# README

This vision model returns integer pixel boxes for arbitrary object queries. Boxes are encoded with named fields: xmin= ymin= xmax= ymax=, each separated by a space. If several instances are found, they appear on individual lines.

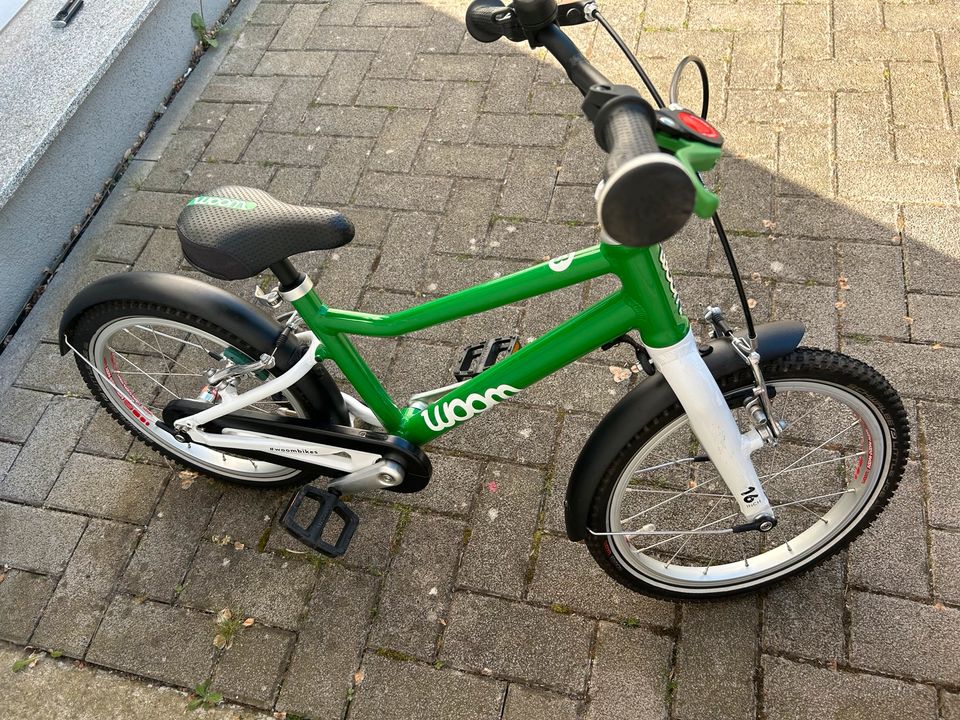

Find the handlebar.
xmin=466 ymin=0 xmax=696 ymax=246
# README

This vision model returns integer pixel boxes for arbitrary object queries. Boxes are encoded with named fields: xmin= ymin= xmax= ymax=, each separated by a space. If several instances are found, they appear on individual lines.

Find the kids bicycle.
xmin=59 ymin=0 xmax=909 ymax=599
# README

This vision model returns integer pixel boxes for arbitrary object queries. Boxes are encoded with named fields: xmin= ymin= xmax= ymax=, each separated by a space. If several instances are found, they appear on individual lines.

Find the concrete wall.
xmin=0 ymin=0 xmax=230 ymax=337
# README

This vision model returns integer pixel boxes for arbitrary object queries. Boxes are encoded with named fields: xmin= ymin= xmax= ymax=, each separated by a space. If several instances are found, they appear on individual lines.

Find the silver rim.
xmin=605 ymin=379 xmax=890 ymax=594
xmin=89 ymin=316 xmax=304 ymax=482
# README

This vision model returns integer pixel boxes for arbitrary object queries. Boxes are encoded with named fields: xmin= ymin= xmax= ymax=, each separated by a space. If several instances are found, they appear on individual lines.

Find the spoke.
xmin=112 ymin=351 xmax=182 ymax=401
xmin=761 ymin=421 xmax=860 ymax=488
xmin=757 ymin=451 xmax=866 ymax=481
xmin=133 ymin=325 xmax=211 ymax=353
xmin=631 ymin=456 xmax=702 ymax=475
xmin=122 ymin=328 xmax=201 ymax=376
xmin=626 ymin=488 xmax=734 ymax=499
xmin=620 ymin=474 xmax=722 ymax=525
xmin=665 ymin=496 xmax=725 ymax=567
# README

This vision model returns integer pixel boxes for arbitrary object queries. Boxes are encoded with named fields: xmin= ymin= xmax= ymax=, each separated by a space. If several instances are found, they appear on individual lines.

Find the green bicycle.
xmin=59 ymin=0 xmax=909 ymax=599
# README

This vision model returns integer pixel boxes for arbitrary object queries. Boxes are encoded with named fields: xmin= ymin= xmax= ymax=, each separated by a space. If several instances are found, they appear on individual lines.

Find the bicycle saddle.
xmin=177 ymin=186 xmax=354 ymax=281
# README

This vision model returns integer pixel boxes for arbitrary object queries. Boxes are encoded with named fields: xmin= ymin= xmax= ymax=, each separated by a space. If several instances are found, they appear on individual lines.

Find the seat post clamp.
xmin=279 ymin=275 xmax=314 ymax=302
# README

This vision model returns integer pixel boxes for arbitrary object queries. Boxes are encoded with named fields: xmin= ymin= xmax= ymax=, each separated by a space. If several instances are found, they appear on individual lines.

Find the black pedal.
xmin=281 ymin=486 xmax=359 ymax=557
xmin=454 ymin=336 xmax=521 ymax=381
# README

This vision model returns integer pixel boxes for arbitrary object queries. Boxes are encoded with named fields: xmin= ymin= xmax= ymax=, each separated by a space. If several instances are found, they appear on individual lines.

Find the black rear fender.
xmin=563 ymin=320 xmax=805 ymax=541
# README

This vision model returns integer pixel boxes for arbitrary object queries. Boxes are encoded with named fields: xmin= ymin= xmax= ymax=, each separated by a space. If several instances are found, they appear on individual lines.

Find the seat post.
xmin=270 ymin=259 xmax=305 ymax=292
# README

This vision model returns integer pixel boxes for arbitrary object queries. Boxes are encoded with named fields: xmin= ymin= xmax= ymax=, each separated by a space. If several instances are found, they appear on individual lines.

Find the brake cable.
xmin=591 ymin=7 xmax=758 ymax=343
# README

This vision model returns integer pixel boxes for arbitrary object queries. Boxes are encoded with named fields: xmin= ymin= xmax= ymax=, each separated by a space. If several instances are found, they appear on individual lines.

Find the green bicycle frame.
xmin=288 ymin=241 xmax=690 ymax=446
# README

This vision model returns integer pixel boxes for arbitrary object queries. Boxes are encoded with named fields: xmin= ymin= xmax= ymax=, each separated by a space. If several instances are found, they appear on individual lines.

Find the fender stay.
xmin=563 ymin=320 xmax=805 ymax=541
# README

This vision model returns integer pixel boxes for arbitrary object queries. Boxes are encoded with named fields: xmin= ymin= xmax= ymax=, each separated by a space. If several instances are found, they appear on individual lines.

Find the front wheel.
xmin=584 ymin=348 xmax=909 ymax=599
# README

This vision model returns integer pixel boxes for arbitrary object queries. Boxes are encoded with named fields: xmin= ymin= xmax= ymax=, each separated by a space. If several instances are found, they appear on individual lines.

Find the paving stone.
xmin=179 ymin=542 xmax=316 ymax=629
xmin=271 ymin=3 xmax=325 ymax=49
xmin=121 ymin=477 xmax=221 ymax=602
xmin=0 ymin=501 xmax=87 ymax=574
xmin=717 ymin=157 xmax=774 ymax=233
xmin=0 ymin=442 xmax=18 ymax=479
xmin=184 ymin=161 xmax=276 ymax=195
xmin=908 ymin=293 xmax=960 ymax=345
xmin=314 ymin=244 xmax=379 ymax=308
xmin=93 ymin=223 xmax=155 ymax=264
xmin=435 ymin=178 xmax=499 ymax=254
xmin=0 ymin=569 xmax=58 ymax=643
xmin=730 ymin=32 xmax=779 ymax=89
xmin=839 ymin=242 xmax=909 ymax=339
xmin=0 ymin=644 xmax=272 ymax=719
xmin=762 ymin=654 xmax=937 ymax=720
xmin=74 ymin=407 xmax=134 ymax=459
xmin=307 ymin=135 xmax=375 ymax=204
xmin=523 ymin=360 xmax=630 ymax=415
xmin=413 ymin=142 xmax=506 ymax=180
xmin=902 ymin=205 xmax=960 ymax=294
xmin=0 ymin=387 xmax=50 ymax=443
xmin=0 ymin=396 xmax=95 ymax=503
xmin=132 ymin=228 xmax=182 ymax=273
xmin=86 ymin=596 xmax=216 ymax=687
xmin=355 ymin=172 xmax=452 ymax=212
xmin=203 ymin=104 xmax=267 ymax=162
xmin=778 ymin=126 xmax=832 ymax=197
xmin=276 ymin=564 xmax=379 ymax=719
xmin=372 ymin=452 xmax=482 ymax=515
xmin=931 ymin=530 xmax=960 ymax=605
xmin=119 ymin=190 xmax=193 ymax=227
xmin=836 ymin=92 xmax=893 ymax=163
xmin=315 ymin=51 xmax=374 ymax=104
xmin=584 ymin=622 xmax=672 ymax=720
xmin=365 ymin=211 xmax=432 ymax=288
xmin=504 ymin=685 xmax=578 ymax=720
xmin=212 ymin=624 xmax=295 ymax=708
xmin=498 ymin=148 xmax=560 ymax=221
xmin=835 ymin=30 xmax=938 ymax=61
xmin=433 ymin=403 xmax=558 ymax=465
xmin=205 ymin=483 xmax=285 ymax=549
xmin=772 ymin=282 xmax=838 ymax=350
xmin=891 ymin=61 xmax=946 ymax=128
xmin=47 ymin=454 xmax=167 ymax=525
xmin=368 ymin=108 xmax=431 ymax=172
xmin=141 ymin=130 xmax=212 ymax=191
xmin=762 ymin=554 xmax=845 ymax=661
xmin=355 ymin=3 xmax=434 ymax=27
xmin=458 ymin=463 xmax=542 ymax=598
xmin=441 ymin=592 xmax=593 ymax=692
xmin=473 ymin=113 xmax=568 ymax=148
xmin=847 ymin=339 xmax=960 ymax=402
xmin=305 ymin=104 xmax=389 ymax=137
xmin=31 ymin=519 xmax=140 ymax=656
xmin=543 ymin=411 xmax=596 ymax=533
xmin=202 ymin=76 xmax=284 ymax=104
xmin=384 ymin=339 xmax=456 ymax=401
xmin=259 ymin=76 xmax=321 ymax=132
xmin=370 ymin=512 xmax=464 ymax=658
xmin=529 ymin=535 xmax=675 ymax=625
xmin=849 ymin=590 xmax=960 ymax=684
xmin=428 ymin=82 xmax=484 ymax=143
xmin=352 ymin=653 xmax=505 ymax=720
xmin=249 ymin=2 xmax=290 ymax=26
xmin=920 ymin=402 xmax=960 ymax=528
xmin=358 ymin=79 xmax=443 ymax=109
xmin=180 ymin=101 xmax=230 ymax=131
xmin=839 ymin=162 xmax=957 ymax=205
xmin=255 ymin=49 xmax=335 ymax=77
xmin=486 ymin=219 xmax=596 ymax=262
xmin=848 ymin=462 xmax=929 ymax=597
xmin=675 ymin=596 xmax=759 ymax=720
xmin=776 ymin=196 xmax=897 ymax=243
xmin=410 ymin=54 xmax=494 ymax=82
xmin=945 ymin=691 xmax=960 ymax=720
xmin=306 ymin=24 xmax=387 ymax=51
xmin=242 ymin=131 xmax=330 ymax=167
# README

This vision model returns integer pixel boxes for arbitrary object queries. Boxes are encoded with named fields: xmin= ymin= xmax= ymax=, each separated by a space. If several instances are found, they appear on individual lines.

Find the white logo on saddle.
xmin=548 ymin=253 xmax=575 ymax=272
xmin=421 ymin=384 xmax=520 ymax=431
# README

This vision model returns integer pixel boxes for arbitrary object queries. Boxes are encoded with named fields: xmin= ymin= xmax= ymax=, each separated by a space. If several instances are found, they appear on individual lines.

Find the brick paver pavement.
xmin=1 ymin=0 xmax=959 ymax=716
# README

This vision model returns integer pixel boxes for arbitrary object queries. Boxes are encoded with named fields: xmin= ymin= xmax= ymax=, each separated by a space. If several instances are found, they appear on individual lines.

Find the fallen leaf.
xmin=273 ymin=713 xmax=287 ymax=720
xmin=608 ymin=365 xmax=632 ymax=383
xmin=234 ymin=542 xmax=245 ymax=551
xmin=932 ymin=343 xmax=943 ymax=350
xmin=934 ymin=601 xmax=947 ymax=611
xmin=837 ymin=275 xmax=850 ymax=290
xmin=180 ymin=478 xmax=194 ymax=490
xmin=213 ymin=634 xmax=227 ymax=649
xmin=217 ymin=608 xmax=232 ymax=623
xmin=750 ymin=271 xmax=762 ymax=282
xmin=903 ymin=316 xmax=914 ymax=325
xmin=242 ymin=617 xmax=255 ymax=627
xmin=762 ymin=219 xmax=777 ymax=230
xmin=178 ymin=470 xmax=198 ymax=480
xmin=353 ymin=670 xmax=365 ymax=684
xmin=747 ymin=298 xmax=757 ymax=309
xmin=835 ymin=301 xmax=846 ymax=310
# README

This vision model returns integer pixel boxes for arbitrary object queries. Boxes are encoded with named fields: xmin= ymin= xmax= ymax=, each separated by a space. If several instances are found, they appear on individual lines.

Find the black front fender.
xmin=563 ymin=320 xmax=805 ymax=541
xmin=59 ymin=271 xmax=348 ymax=424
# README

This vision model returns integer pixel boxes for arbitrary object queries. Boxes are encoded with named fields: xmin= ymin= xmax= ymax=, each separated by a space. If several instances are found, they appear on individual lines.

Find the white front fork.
xmin=646 ymin=330 xmax=774 ymax=522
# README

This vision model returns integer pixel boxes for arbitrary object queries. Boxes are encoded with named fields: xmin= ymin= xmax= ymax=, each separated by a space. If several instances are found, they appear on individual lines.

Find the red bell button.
xmin=677 ymin=110 xmax=720 ymax=140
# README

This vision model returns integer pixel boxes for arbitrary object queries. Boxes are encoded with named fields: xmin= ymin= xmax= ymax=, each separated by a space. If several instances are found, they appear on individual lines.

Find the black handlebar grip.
xmin=594 ymin=96 xmax=696 ymax=246
xmin=466 ymin=0 xmax=524 ymax=42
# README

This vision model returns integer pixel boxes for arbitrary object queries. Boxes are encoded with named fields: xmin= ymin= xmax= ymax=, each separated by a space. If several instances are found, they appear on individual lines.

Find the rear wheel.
xmin=584 ymin=348 xmax=909 ymax=599
xmin=68 ymin=300 xmax=330 ymax=485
